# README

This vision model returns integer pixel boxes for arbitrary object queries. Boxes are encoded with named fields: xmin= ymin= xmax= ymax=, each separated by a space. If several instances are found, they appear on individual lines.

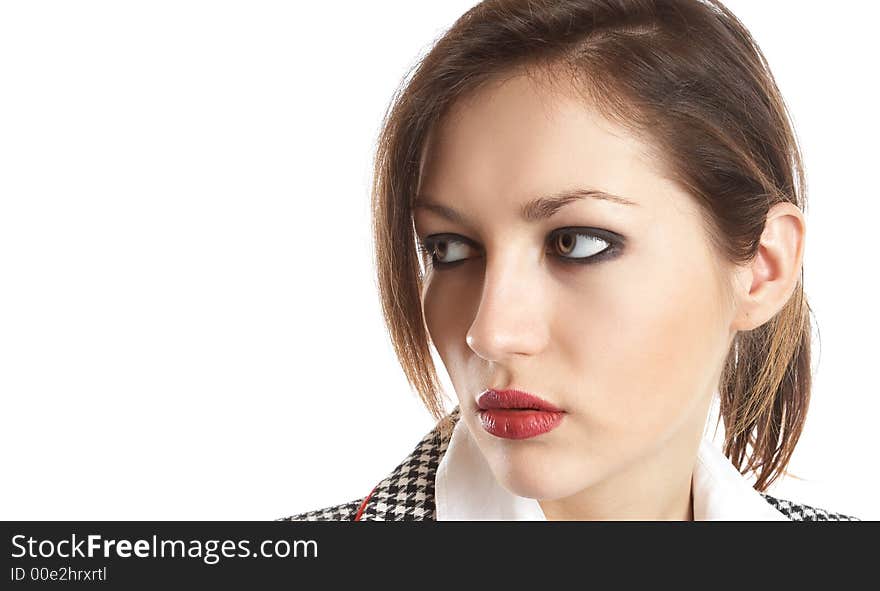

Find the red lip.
xmin=476 ymin=389 xmax=565 ymax=440
xmin=477 ymin=389 xmax=564 ymax=412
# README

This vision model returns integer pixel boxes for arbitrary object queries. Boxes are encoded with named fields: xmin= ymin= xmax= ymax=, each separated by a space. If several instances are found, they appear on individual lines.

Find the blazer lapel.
xmin=356 ymin=407 xmax=460 ymax=521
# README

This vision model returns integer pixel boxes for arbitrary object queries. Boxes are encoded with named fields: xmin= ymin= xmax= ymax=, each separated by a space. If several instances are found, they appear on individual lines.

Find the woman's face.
xmin=413 ymin=72 xmax=738 ymax=503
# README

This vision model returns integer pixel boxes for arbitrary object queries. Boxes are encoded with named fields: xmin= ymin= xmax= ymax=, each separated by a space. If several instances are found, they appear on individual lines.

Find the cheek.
xmin=421 ymin=273 xmax=477 ymax=372
xmin=422 ymin=275 xmax=453 ymax=346
xmin=557 ymin=241 xmax=730 ymax=432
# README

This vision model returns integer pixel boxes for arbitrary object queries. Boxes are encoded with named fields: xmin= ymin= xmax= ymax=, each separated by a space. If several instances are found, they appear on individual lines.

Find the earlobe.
xmin=731 ymin=202 xmax=806 ymax=332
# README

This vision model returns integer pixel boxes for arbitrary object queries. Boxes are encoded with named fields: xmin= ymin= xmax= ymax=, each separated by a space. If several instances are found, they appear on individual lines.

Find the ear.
xmin=731 ymin=201 xmax=806 ymax=332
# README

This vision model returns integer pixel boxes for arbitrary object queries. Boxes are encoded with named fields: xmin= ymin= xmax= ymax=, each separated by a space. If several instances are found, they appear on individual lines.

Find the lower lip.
xmin=478 ymin=409 xmax=565 ymax=440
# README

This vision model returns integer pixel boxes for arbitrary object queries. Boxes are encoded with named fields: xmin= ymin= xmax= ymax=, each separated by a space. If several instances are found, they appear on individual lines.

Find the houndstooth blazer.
xmin=279 ymin=406 xmax=860 ymax=522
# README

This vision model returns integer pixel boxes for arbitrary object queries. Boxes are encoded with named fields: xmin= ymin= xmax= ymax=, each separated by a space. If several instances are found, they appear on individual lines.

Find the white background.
xmin=1 ymin=1 xmax=876 ymax=520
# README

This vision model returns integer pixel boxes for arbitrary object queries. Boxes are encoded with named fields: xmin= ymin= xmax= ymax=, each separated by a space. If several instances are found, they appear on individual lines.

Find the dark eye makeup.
xmin=416 ymin=227 xmax=624 ymax=271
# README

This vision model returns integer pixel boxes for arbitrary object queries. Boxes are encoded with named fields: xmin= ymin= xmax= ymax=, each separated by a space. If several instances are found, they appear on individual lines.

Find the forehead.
xmin=417 ymin=72 xmax=680 ymax=216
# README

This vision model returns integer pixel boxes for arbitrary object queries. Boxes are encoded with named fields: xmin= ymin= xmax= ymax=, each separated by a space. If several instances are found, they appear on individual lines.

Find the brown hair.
xmin=370 ymin=0 xmax=812 ymax=492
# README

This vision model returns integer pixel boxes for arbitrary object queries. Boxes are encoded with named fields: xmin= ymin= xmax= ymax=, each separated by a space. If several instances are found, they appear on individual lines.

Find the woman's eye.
xmin=419 ymin=235 xmax=475 ymax=268
xmin=550 ymin=230 xmax=612 ymax=262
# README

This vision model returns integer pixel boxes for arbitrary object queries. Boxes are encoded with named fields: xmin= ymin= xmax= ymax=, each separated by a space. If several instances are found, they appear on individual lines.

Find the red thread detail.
xmin=353 ymin=486 xmax=376 ymax=521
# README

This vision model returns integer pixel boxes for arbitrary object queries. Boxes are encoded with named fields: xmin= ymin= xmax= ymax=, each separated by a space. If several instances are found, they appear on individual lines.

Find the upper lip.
xmin=477 ymin=389 xmax=564 ymax=412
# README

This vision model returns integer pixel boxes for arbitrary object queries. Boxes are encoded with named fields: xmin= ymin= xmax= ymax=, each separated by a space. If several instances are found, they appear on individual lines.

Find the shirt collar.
xmin=435 ymin=414 xmax=789 ymax=521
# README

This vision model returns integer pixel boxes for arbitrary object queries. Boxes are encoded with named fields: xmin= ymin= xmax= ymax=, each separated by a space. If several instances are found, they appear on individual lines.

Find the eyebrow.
xmin=412 ymin=188 xmax=638 ymax=224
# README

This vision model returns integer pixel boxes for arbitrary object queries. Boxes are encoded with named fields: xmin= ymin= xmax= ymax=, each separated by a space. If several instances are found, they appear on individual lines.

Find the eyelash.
xmin=416 ymin=228 xmax=622 ymax=271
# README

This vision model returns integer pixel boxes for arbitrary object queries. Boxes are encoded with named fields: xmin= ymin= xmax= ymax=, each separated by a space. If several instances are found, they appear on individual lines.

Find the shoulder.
xmin=277 ymin=497 xmax=366 ymax=521
xmin=758 ymin=493 xmax=861 ymax=521
xmin=278 ymin=408 xmax=460 ymax=522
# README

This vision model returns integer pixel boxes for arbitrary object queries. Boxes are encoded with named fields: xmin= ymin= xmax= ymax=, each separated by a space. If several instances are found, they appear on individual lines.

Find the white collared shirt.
xmin=435 ymin=415 xmax=789 ymax=520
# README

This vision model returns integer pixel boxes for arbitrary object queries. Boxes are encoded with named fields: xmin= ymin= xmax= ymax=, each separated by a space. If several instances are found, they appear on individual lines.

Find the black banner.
xmin=1 ymin=521 xmax=871 ymax=587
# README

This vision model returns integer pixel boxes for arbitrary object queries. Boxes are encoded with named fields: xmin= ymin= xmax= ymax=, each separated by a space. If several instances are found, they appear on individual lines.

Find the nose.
xmin=465 ymin=253 xmax=550 ymax=362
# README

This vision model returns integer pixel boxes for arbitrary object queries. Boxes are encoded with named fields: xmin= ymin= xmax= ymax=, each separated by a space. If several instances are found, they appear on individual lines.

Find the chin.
xmin=489 ymin=453 xmax=583 ymax=501
xmin=499 ymin=471 xmax=587 ymax=502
